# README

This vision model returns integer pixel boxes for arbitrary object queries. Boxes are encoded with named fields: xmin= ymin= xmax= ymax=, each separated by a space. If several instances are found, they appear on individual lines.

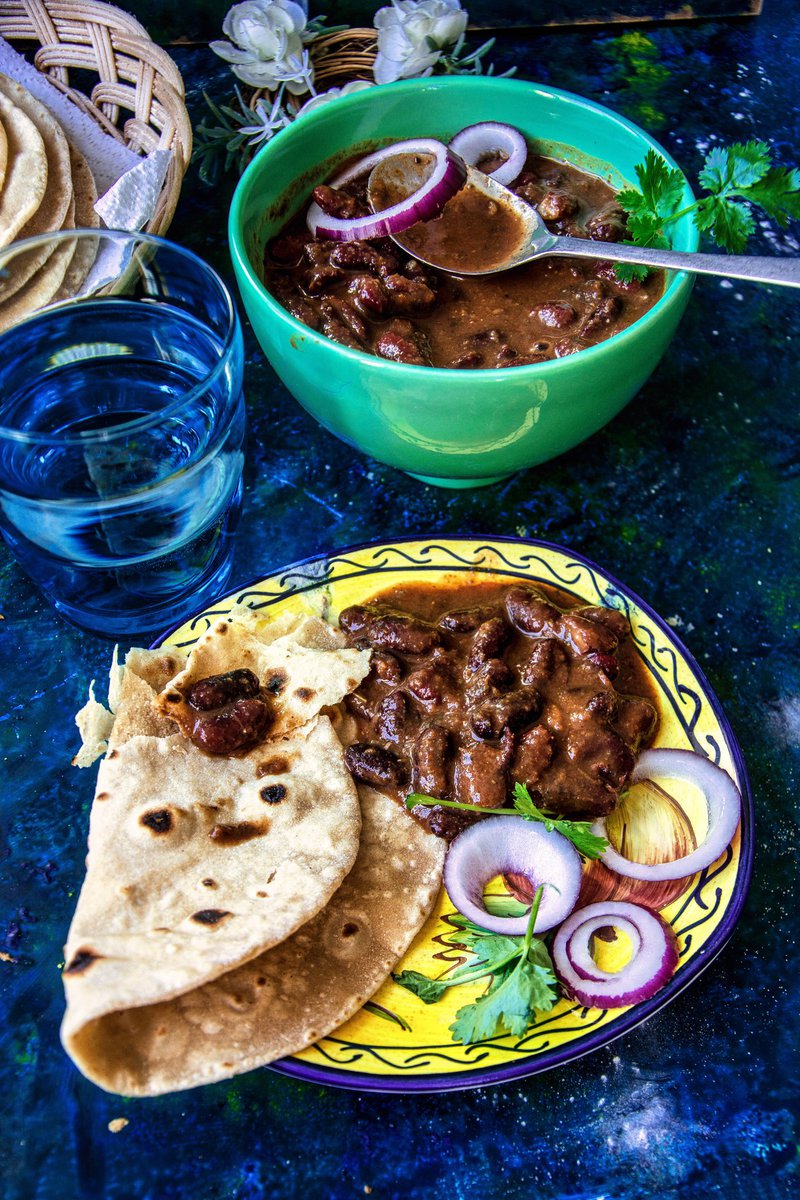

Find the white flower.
xmin=373 ymin=0 xmax=468 ymax=85
xmin=211 ymin=0 xmax=313 ymax=93
xmin=238 ymin=92 xmax=294 ymax=148
xmin=295 ymin=80 xmax=375 ymax=117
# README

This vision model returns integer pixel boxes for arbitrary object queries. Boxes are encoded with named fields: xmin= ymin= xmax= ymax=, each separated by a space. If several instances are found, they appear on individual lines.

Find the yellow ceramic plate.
xmin=162 ymin=537 xmax=752 ymax=1093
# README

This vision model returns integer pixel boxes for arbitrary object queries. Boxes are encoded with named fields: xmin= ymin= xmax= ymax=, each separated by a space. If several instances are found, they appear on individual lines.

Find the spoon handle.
xmin=551 ymin=236 xmax=800 ymax=289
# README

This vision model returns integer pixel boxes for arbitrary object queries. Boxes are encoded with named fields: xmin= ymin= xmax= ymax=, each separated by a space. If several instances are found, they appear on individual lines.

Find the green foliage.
xmin=450 ymin=939 xmax=557 ymax=1044
xmin=407 ymin=787 xmax=609 ymax=860
xmin=616 ymin=139 xmax=800 ymax=280
xmin=393 ymin=886 xmax=558 ymax=1045
xmin=511 ymin=783 xmax=609 ymax=860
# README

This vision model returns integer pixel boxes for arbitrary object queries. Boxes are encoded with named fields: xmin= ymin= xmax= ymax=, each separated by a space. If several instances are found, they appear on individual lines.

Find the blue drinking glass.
xmin=0 ymin=229 xmax=246 ymax=638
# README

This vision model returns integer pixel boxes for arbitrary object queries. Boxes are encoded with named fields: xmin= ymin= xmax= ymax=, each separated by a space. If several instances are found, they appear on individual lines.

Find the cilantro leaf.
xmin=450 ymin=944 xmax=558 ymax=1044
xmin=745 ymin=167 xmax=800 ymax=226
xmin=463 ymin=933 xmax=522 ymax=968
xmin=395 ymin=885 xmax=559 ymax=1045
xmin=613 ymin=262 xmax=650 ymax=284
xmin=728 ymin=140 xmax=772 ymax=188
xmin=392 ymin=970 xmax=450 ymax=1004
xmin=699 ymin=140 xmax=771 ymax=193
xmin=615 ymin=154 xmax=682 ymax=283
xmin=623 ymin=211 xmax=671 ymax=247
xmin=617 ymin=137 xmax=799 ymax=261
xmin=632 ymin=149 xmax=686 ymax=219
xmin=512 ymin=783 xmax=609 ymax=860
xmin=695 ymin=195 xmax=755 ymax=253
xmin=613 ymin=261 xmax=651 ymax=284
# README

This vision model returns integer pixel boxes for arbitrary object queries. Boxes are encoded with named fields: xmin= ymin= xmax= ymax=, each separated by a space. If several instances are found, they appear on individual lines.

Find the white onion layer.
xmin=567 ymin=913 xmax=643 ymax=982
xmin=443 ymin=815 xmax=582 ymax=935
xmin=553 ymin=901 xmax=679 ymax=1008
xmin=592 ymin=748 xmax=742 ymax=882
xmin=448 ymin=122 xmax=528 ymax=186
xmin=307 ymin=138 xmax=467 ymax=242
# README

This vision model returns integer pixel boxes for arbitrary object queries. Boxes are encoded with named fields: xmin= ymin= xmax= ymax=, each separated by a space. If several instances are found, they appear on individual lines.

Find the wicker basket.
xmin=250 ymin=28 xmax=378 ymax=112
xmin=0 ymin=0 xmax=192 ymax=236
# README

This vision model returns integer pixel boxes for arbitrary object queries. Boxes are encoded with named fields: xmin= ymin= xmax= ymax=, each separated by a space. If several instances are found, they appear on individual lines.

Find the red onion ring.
xmin=448 ymin=122 xmax=528 ymax=187
xmin=307 ymin=138 xmax=467 ymax=242
xmin=443 ymin=815 xmax=582 ymax=935
xmin=553 ymin=901 xmax=679 ymax=1008
xmin=591 ymin=749 xmax=742 ymax=882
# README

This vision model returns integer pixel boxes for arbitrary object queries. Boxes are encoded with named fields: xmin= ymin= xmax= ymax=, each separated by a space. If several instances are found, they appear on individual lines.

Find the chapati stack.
xmin=0 ymin=72 xmax=100 ymax=332
xmin=63 ymin=607 xmax=446 ymax=1096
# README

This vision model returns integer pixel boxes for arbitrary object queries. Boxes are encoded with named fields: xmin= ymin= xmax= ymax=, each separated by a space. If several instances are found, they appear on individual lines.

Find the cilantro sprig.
xmin=406 ymin=782 xmax=608 ymax=860
xmin=394 ymin=884 xmax=559 ymax=1044
xmin=616 ymin=140 xmax=800 ymax=282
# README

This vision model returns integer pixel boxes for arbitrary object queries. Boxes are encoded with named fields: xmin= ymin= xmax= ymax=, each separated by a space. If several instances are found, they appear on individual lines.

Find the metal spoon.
xmin=367 ymin=158 xmax=800 ymax=287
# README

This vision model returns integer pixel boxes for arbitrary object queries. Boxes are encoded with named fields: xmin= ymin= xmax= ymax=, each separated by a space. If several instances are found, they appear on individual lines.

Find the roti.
xmin=0 ymin=117 xmax=7 ymax=194
xmin=0 ymin=88 xmax=47 ymax=245
xmin=61 ymin=785 xmax=445 ymax=1096
xmin=52 ymin=146 xmax=99 ymax=303
xmin=0 ymin=75 xmax=72 ymax=306
xmin=61 ymin=611 xmax=381 ymax=1092
xmin=0 ymin=231 xmax=76 ymax=332
xmin=0 ymin=74 xmax=72 ymax=239
xmin=156 ymin=606 xmax=372 ymax=738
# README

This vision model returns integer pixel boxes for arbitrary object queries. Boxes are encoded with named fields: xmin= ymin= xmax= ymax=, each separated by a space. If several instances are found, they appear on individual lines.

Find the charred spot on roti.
xmin=140 ymin=808 xmax=173 ymax=834
xmin=257 ymin=756 xmax=291 ymax=776
xmin=256 ymin=975 xmax=266 ymax=986
xmin=64 ymin=948 xmax=101 ymax=974
xmin=267 ymin=870 xmax=276 ymax=884
xmin=264 ymin=671 xmax=287 ymax=695
xmin=256 ymin=890 xmax=268 ymax=897
xmin=342 ymin=922 xmax=359 ymax=938
xmin=260 ymin=784 xmax=287 ymax=804
xmin=191 ymin=909 xmax=232 ymax=926
xmin=108 ymin=749 xmax=119 ymax=759
xmin=294 ymin=686 xmax=315 ymax=702
xmin=96 ymin=792 xmax=109 ymax=802
xmin=201 ymin=878 xmax=216 ymax=888
xmin=209 ymin=820 xmax=269 ymax=845
xmin=165 ymin=692 xmax=182 ymax=704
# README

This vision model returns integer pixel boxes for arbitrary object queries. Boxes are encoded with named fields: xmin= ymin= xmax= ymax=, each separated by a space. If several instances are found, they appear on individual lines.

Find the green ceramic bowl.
xmin=229 ymin=76 xmax=697 ymax=488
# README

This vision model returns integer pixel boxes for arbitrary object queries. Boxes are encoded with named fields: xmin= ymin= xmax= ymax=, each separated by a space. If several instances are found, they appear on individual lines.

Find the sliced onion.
xmin=591 ymin=749 xmax=742 ymax=883
xmin=568 ymin=913 xmax=643 ymax=983
xmin=443 ymin=815 xmax=581 ymax=935
xmin=307 ymin=138 xmax=467 ymax=242
xmin=448 ymin=122 xmax=527 ymax=187
xmin=553 ymin=901 xmax=679 ymax=1008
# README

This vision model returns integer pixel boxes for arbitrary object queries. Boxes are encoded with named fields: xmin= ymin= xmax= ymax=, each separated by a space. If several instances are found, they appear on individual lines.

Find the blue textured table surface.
xmin=2 ymin=8 xmax=799 ymax=1199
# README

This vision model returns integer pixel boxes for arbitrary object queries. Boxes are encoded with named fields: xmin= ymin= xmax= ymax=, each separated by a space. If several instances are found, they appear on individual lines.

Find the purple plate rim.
xmin=154 ymin=533 xmax=753 ymax=1095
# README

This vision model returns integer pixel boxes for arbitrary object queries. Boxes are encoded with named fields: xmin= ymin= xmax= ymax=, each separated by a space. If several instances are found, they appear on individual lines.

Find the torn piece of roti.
xmin=156 ymin=605 xmax=371 ymax=739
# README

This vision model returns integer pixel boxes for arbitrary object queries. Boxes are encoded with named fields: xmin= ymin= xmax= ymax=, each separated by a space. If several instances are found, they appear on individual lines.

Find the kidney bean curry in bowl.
xmin=263 ymin=122 xmax=665 ymax=370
